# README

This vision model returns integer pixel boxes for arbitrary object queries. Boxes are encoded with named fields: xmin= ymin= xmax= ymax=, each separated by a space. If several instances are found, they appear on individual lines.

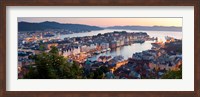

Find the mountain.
xmin=18 ymin=21 xmax=182 ymax=32
xmin=106 ymin=26 xmax=182 ymax=32
xmin=18 ymin=21 xmax=104 ymax=32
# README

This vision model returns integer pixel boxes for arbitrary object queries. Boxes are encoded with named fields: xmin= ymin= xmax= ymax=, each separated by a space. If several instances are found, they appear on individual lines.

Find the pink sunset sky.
xmin=18 ymin=17 xmax=182 ymax=27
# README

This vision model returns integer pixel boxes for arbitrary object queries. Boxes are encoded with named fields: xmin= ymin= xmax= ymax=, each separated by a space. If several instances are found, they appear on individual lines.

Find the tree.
xmin=93 ymin=68 xmax=104 ymax=79
xmin=24 ymin=66 xmax=39 ymax=79
xmin=90 ymin=66 xmax=109 ymax=79
xmin=100 ymin=66 xmax=109 ymax=73
xmin=161 ymin=65 xmax=182 ymax=79
xmin=49 ymin=46 xmax=59 ymax=54
xmin=39 ymin=44 xmax=45 ymax=51
xmin=24 ymin=46 xmax=83 ymax=79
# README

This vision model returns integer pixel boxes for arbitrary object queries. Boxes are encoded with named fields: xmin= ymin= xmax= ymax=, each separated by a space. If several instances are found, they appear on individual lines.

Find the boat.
xmin=106 ymin=48 xmax=111 ymax=51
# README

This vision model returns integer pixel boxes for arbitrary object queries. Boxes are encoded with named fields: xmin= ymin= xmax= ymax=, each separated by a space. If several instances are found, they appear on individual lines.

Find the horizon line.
xmin=18 ymin=21 xmax=182 ymax=28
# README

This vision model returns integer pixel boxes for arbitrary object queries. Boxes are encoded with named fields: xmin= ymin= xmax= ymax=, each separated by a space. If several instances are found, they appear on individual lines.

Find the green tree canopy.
xmin=24 ymin=46 xmax=83 ymax=79
xmin=161 ymin=65 xmax=182 ymax=79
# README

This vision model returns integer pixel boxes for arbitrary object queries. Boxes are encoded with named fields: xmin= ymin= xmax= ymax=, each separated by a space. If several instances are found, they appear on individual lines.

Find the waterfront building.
xmin=97 ymin=56 xmax=112 ymax=63
xmin=110 ymin=41 xmax=117 ymax=48
xmin=100 ymin=42 xmax=109 ymax=49
xmin=62 ymin=46 xmax=81 ymax=57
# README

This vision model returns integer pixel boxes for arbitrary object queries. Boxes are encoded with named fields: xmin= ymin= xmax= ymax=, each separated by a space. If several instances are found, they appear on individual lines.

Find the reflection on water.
xmin=88 ymin=41 xmax=154 ymax=61
xmin=58 ymin=29 xmax=182 ymax=61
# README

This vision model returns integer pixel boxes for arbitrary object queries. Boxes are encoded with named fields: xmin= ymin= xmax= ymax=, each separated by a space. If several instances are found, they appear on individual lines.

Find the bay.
xmin=57 ymin=29 xmax=182 ymax=61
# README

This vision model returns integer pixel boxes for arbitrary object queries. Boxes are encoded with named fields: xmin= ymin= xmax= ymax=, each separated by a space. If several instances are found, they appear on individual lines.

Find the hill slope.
xmin=18 ymin=21 xmax=104 ymax=32
xmin=106 ymin=26 xmax=182 ymax=32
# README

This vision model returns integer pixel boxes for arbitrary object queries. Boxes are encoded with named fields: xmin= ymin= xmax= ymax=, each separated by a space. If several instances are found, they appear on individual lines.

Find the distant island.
xmin=106 ymin=26 xmax=182 ymax=32
xmin=18 ymin=21 xmax=104 ymax=32
xmin=18 ymin=21 xmax=182 ymax=32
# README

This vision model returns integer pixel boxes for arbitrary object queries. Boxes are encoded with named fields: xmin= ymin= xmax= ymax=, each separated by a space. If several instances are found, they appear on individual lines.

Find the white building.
xmin=81 ymin=44 xmax=97 ymax=53
xmin=62 ymin=46 xmax=81 ymax=57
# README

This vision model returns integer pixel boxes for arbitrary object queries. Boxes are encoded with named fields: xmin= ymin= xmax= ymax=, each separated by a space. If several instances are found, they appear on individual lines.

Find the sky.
xmin=18 ymin=17 xmax=182 ymax=27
